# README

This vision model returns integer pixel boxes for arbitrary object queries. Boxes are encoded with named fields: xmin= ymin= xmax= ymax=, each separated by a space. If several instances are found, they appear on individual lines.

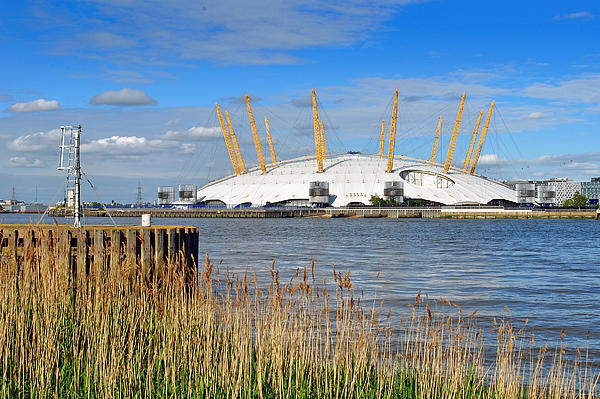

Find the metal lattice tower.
xmin=58 ymin=125 xmax=82 ymax=227
xmin=137 ymin=180 xmax=143 ymax=205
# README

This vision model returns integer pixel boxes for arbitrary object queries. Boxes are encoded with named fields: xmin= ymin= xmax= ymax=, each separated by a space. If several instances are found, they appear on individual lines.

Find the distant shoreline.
xmin=40 ymin=206 xmax=599 ymax=219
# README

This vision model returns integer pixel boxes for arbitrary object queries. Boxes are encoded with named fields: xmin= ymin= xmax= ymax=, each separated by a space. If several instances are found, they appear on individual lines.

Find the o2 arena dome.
xmin=197 ymin=91 xmax=516 ymax=207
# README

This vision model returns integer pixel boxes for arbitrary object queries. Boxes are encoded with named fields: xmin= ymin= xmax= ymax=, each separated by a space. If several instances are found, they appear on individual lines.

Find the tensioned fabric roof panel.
xmin=197 ymin=154 xmax=515 ymax=207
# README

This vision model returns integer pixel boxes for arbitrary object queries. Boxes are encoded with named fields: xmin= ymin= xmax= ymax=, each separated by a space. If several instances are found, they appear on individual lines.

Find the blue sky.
xmin=1 ymin=0 xmax=599 ymax=203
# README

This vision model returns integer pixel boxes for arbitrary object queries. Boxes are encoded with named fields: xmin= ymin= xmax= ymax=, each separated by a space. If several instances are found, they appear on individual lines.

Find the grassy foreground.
xmin=0 ymin=240 xmax=597 ymax=398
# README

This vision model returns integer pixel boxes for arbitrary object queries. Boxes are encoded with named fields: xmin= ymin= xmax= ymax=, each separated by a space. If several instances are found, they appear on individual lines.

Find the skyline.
xmin=1 ymin=1 xmax=599 ymax=203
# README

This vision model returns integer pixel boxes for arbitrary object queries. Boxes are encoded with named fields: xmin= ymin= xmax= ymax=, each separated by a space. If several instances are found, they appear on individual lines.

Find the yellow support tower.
xmin=429 ymin=116 xmax=442 ymax=165
xmin=443 ymin=93 xmax=466 ymax=173
xmin=264 ymin=117 xmax=277 ymax=166
xmin=320 ymin=120 xmax=327 ymax=160
xmin=379 ymin=120 xmax=385 ymax=159
xmin=470 ymin=102 xmax=495 ymax=175
xmin=462 ymin=110 xmax=483 ymax=173
xmin=226 ymin=111 xmax=246 ymax=174
xmin=216 ymin=104 xmax=240 ymax=175
xmin=245 ymin=94 xmax=267 ymax=174
xmin=312 ymin=88 xmax=323 ymax=173
xmin=386 ymin=89 xmax=398 ymax=173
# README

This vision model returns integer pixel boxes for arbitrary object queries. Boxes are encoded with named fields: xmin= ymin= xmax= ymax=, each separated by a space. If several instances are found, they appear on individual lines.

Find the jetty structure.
xmin=197 ymin=90 xmax=515 ymax=207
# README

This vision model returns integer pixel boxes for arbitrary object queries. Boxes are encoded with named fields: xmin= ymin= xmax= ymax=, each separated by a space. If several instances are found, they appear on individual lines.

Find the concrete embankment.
xmin=46 ymin=207 xmax=598 ymax=219
xmin=440 ymin=208 xmax=597 ymax=219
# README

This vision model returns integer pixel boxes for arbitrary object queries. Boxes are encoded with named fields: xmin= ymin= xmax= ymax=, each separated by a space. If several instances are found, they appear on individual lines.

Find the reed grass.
xmin=0 ymin=232 xmax=597 ymax=398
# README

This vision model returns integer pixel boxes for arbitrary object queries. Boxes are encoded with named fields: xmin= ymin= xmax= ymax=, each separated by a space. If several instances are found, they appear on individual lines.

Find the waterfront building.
xmin=581 ymin=177 xmax=600 ymax=202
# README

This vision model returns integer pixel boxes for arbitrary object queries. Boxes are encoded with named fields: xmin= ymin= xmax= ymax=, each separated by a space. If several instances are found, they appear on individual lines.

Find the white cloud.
xmin=43 ymin=0 xmax=429 ymax=65
xmin=523 ymin=75 xmax=600 ymax=104
xmin=477 ymin=154 xmax=512 ymax=166
xmin=6 ymin=99 xmax=61 ymax=113
xmin=163 ymin=126 xmax=221 ymax=140
xmin=554 ymin=11 xmax=593 ymax=20
xmin=524 ymin=111 xmax=543 ymax=120
xmin=8 ymin=129 xmax=61 ymax=152
xmin=178 ymin=143 xmax=196 ymax=154
xmin=6 ymin=157 xmax=43 ymax=168
xmin=82 ymin=135 xmax=179 ymax=154
xmin=89 ymin=88 xmax=156 ymax=106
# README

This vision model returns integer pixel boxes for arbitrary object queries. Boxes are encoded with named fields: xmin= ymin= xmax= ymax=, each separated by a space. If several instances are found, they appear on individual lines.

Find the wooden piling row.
xmin=0 ymin=224 xmax=199 ymax=287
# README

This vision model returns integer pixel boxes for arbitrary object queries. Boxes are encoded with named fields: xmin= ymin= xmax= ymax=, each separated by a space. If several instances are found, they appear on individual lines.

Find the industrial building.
xmin=195 ymin=90 xmax=517 ymax=207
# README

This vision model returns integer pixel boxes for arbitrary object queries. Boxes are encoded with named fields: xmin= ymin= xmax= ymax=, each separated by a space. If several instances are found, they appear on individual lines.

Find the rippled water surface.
xmin=3 ymin=214 xmax=599 ymax=363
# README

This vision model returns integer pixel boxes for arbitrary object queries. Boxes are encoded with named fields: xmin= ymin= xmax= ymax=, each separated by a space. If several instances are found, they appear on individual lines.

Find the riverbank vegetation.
xmin=0 ymin=242 xmax=597 ymax=398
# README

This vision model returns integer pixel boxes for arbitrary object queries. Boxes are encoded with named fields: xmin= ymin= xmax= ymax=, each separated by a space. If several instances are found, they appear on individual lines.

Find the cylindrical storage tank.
xmin=157 ymin=186 xmax=175 ymax=205
xmin=383 ymin=181 xmax=404 ymax=203
xmin=536 ymin=184 xmax=556 ymax=205
xmin=516 ymin=183 xmax=535 ymax=204
xmin=178 ymin=184 xmax=198 ymax=203
xmin=309 ymin=181 xmax=330 ymax=204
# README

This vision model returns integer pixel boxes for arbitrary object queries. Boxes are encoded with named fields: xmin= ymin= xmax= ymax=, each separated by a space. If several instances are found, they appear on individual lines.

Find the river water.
xmin=2 ymin=214 xmax=599 ymax=364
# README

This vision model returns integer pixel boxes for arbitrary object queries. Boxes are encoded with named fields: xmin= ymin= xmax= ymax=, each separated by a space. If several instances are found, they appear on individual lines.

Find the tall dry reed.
xmin=0 ymin=227 xmax=597 ymax=398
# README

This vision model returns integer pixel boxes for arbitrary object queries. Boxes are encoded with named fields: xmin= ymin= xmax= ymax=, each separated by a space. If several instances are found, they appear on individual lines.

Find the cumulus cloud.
xmin=6 ymin=99 xmax=61 ymax=113
xmin=554 ymin=11 xmax=593 ymax=20
xmin=163 ymin=126 xmax=221 ymax=140
xmin=89 ymin=88 xmax=157 ymax=106
xmin=477 ymin=154 xmax=512 ymax=166
xmin=8 ymin=129 xmax=61 ymax=152
xmin=82 ymin=135 xmax=177 ymax=154
xmin=6 ymin=157 xmax=43 ymax=168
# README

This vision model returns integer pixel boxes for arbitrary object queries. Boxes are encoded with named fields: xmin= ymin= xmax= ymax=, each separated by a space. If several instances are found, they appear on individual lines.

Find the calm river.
xmin=3 ymin=214 xmax=599 ymax=364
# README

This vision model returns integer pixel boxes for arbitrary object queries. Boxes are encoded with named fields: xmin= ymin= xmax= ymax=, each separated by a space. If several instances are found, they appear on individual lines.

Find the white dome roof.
xmin=197 ymin=153 xmax=515 ymax=207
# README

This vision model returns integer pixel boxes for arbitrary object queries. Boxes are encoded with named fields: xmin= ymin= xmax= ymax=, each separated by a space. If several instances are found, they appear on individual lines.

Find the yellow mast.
xmin=462 ymin=110 xmax=483 ymax=173
xmin=226 ymin=111 xmax=245 ymax=174
xmin=443 ymin=92 xmax=466 ymax=173
xmin=470 ymin=101 xmax=495 ymax=175
xmin=386 ymin=89 xmax=399 ymax=173
xmin=312 ymin=88 xmax=323 ymax=173
xmin=216 ymin=103 xmax=240 ymax=175
xmin=245 ymin=94 xmax=267 ymax=174
xmin=264 ymin=117 xmax=277 ymax=166
xmin=379 ymin=120 xmax=385 ymax=159
xmin=320 ymin=120 xmax=327 ymax=160
xmin=429 ymin=116 xmax=442 ymax=165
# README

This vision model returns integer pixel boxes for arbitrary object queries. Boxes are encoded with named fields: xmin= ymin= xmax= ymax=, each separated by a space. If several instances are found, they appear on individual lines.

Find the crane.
xmin=245 ymin=94 xmax=267 ymax=174
xmin=443 ymin=93 xmax=466 ymax=173
xmin=386 ymin=89 xmax=399 ymax=173
xmin=264 ymin=117 xmax=277 ymax=166
xmin=469 ymin=102 xmax=495 ymax=175
xmin=379 ymin=120 xmax=385 ymax=159
xmin=226 ymin=111 xmax=246 ymax=174
xmin=216 ymin=104 xmax=240 ymax=175
xmin=320 ymin=120 xmax=327 ymax=160
xmin=312 ymin=88 xmax=323 ymax=173
xmin=462 ymin=110 xmax=483 ymax=173
xmin=429 ymin=116 xmax=442 ymax=165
